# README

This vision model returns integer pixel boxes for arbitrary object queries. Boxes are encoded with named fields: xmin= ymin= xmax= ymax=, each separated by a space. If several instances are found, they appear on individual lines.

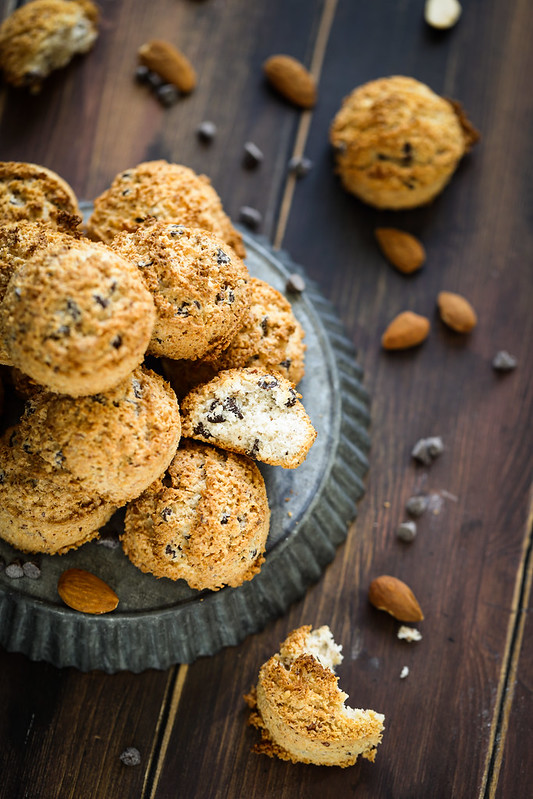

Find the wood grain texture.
xmin=0 ymin=0 xmax=532 ymax=798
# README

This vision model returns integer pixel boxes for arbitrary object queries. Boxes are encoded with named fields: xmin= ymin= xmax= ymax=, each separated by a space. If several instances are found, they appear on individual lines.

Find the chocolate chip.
xmin=197 ymin=120 xmax=217 ymax=143
xmin=223 ymin=396 xmax=243 ymax=419
xmin=492 ymin=351 xmax=517 ymax=372
xmin=22 ymin=560 xmax=41 ymax=579
xmin=176 ymin=302 xmax=190 ymax=317
xmin=111 ymin=335 xmax=123 ymax=349
xmin=257 ymin=377 xmax=278 ymax=389
xmin=279 ymin=359 xmax=291 ymax=369
xmin=122 ymin=189 xmax=131 ymax=196
xmin=243 ymin=141 xmax=264 ymax=169
xmin=157 ymin=84 xmax=180 ymax=107
xmin=397 ymin=521 xmax=417 ymax=543
xmin=193 ymin=422 xmax=212 ymax=438
xmin=250 ymin=549 xmax=258 ymax=559
xmin=5 ymin=560 xmax=24 ymax=579
xmin=120 ymin=747 xmax=141 ymax=767
xmin=132 ymin=379 xmax=143 ymax=399
xmin=216 ymin=248 xmax=231 ymax=265
xmin=135 ymin=65 xmax=151 ymax=84
xmin=137 ymin=260 xmax=154 ymax=269
xmin=169 ymin=225 xmax=185 ymax=237
xmin=286 ymin=273 xmax=306 ymax=293
xmin=161 ymin=507 xmax=173 ymax=521
xmin=94 ymin=294 xmax=109 ymax=308
xmin=0 ymin=470 xmax=4 ymax=485
xmin=55 ymin=450 xmax=65 ymax=467
xmin=147 ymin=72 xmax=164 ymax=90
xmin=135 ymin=217 xmax=145 ymax=223
xmin=239 ymin=206 xmax=262 ymax=230
xmin=288 ymin=155 xmax=313 ymax=178
xmin=406 ymin=495 xmax=429 ymax=517
xmin=285 ymin=388 xmax=298 ymax=407
xmin=411 ymin=437 xmax=444 ymax=465
xmin=227 ymin=289 xmax=235 ymax=304
xmin=260 ymin=316 xmax=269 ymax=336
xmin=165 ymin=544 xmax=177 ymax=558
xmin=57 ymin=324 xmax=71 ymax=337
xmin=402 ymin=142 xmax=413 ymax=166
xmin=247 ymin=439 xmax=261 ymax=459
xmin=220 ymin=513 xmax=230 ymax=525
xmin=66 ymin=298 xmax=81 ymax=321
xmin=206 ymin=400 xmax=226 ymax=424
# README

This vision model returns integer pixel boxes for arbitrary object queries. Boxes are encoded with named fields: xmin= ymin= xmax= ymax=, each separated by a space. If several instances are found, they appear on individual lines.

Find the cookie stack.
xmin=0 ymin=159 xmax=315 ymax=591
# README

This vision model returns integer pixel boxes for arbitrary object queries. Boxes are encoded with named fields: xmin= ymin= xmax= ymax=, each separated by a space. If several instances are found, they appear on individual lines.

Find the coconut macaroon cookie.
xmin=86 ymin=160 xmax=245 ymax=258
xmin=111 ymin=223 xmax=250 ymax=360
xmin=15 ymin=368 xmax=181 ymax=505
xmin=164 ymin=277 xmax=306 ymax=397
xmin=1 ymin=239 xmax=155 ymax=396
xmin=180 ymin=367 xmax=316 ymax=469
xmin=330 ymin=75 xmax=479 ymax=209
xmin=122 ymin=440 xmax=270 ymax=590
xmin=0 ymin=162 xmax=80 ymax=227
xmin=0 ymin=0 xmax=99 ymax=92
xmin=0 ymin=219 xmax=81 ymax=365
xmin=0 ymin=433 xmax=116 ymax=555
xmin=246 ymin=625 xmax=385 ymax=767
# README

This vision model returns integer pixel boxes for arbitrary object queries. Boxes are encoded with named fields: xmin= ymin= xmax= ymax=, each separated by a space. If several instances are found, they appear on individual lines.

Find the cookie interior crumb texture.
xmin=247 ymin=625 xmax=385 ymax=766
xmin=180 ymin=367 xmax=316 ymax=468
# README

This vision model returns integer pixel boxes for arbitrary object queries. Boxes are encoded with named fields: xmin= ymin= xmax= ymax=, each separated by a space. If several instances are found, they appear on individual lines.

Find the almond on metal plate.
xmin=375 ymin=228 xmax=426 ymax=274
xmin=263 ymin=54 xmax=317 ymax=108
xmin=437 ymin=290 xmax=477 ymax=332
xmin=382 ymin=311 xmax=430 ymax=350
xmin=57 ymin=568 xmax=119 ymax=614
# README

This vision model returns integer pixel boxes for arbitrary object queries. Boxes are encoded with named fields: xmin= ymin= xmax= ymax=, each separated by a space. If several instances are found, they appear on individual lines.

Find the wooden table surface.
xmin=0 ymin=0 xmax=532 ymax=797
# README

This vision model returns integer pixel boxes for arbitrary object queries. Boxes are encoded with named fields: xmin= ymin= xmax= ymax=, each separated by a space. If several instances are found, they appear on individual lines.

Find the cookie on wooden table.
xmin=86 ymin=160 xmax=245 ymax=258
xmin=330 ymin=75 xmax=479 ymax=209
xmin=0 ymin=0 xmax=99 ymax=92
xmin=246 ymin=625 xmax=385 ymax=766
xmin=121 ymin=439 xmax=270 ymax=590
xmin=0 ymin=432 xmax=116 ymax=555
xmin=163 ymin=277 xmax=306 ymax=397
xmin=16 ymin=368 xmax=181 ymax=505
xmin=1 ymin=238 xmax=155 ymax=396
xmin=180 ymin=366 xmax=316 ymax=469
xmin=111 ymin=222 xmax=249 ymax=360
xmin=0 ymin=162 xmax=80 ymax=228
xmin=0 ymin=219 xmax=81 ymax=365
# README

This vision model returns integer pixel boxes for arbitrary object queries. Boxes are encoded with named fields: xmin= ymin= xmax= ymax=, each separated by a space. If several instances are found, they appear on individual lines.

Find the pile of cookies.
xmin=0 ymin=159 xmax=314 ymax=590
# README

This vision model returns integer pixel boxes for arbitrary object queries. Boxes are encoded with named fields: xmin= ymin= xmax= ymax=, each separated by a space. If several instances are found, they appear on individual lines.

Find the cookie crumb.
xmin=492 ymin=350 xmax=517 ymax=372
xmin=397 ymin=625 xmax=422 ymax=643
xmin=119 ymin=747 xmax=141 ymax=766
xmin=397 ymin=521 xmax=417 ymax=542
xmin=400 ymin=666 xmax=409 ymax=679
xmin=411 ymin=436 xmax=444 ymax=465
xmin=383 ymin=501 xmax=391 ymax=509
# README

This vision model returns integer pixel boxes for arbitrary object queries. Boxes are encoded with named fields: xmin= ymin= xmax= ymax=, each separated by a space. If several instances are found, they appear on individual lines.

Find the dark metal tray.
xmin=0 ymin=231 xmax=370 ymax=672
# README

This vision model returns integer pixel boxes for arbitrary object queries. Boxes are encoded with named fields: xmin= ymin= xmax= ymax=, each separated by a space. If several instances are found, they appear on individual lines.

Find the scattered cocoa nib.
xmin=197 ymin=120 xmax=217 ymax=143
xmin=492 ymin=350 xmax=517 ymax=372
xmin=243 ymin=142 xmax=264 ymax=169
xmin=397 ymin=521 xmax=417 ymax=543
xmin=239 ymin=206 xmax=262 ymax=230
xmin=288 ymin=155 xmax=313 ymax=178
xmin=22 ymin=560 xmax=41 ymax=579
xmin=119 ymin=747 xmax=141 ymax=767
xmin=411 ymin=436 xmax=444 ymax=465
xmin=406 ymin=495 xmax=429 ymax=517
xmin=5 ymin=560 xmax=24 ymax=579
xmin=286 ymin=273 xmax=306 ymax=293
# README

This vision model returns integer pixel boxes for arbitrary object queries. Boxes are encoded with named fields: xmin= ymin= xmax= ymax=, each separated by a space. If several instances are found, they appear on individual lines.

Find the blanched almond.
xmin=437 ymin=291 xmax=477 ymax=332
xmin=369 ymin=575 xmax=424 ymax=622
xmin=382 ymin=311 xmax=430 ymax=350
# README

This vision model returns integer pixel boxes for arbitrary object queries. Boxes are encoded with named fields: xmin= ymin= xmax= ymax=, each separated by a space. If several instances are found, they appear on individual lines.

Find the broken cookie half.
xmin=180 ymin=367 xmax=316 ymax=469
xmin=245 ymin=625 xmax=385 ymax=767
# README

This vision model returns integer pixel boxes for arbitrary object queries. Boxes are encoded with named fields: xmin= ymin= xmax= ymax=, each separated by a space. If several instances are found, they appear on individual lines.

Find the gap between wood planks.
xmin=480 ymin=489 xmax=533 ymax=799
xmin=139 ymin=2 xmax=338 ymax=796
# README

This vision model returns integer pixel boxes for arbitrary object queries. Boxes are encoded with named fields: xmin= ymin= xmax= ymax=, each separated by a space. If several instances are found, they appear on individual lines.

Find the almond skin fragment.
xmin=437 ymin=291 xmax=477 ymax=332
xmin=382 ymin=311 xmax=430 ymax=350
xmin=58 ymin=568 xmax=119 ymax=614
xmin=138 ymin=40 xmax=196 ymax=93
xmin=369 ymin=575 xmax=424 ymax=622
xmin=263 ymin=55 xmax=317 ymax=109
xmin=375 ymin=228 xmax=426 ymax=274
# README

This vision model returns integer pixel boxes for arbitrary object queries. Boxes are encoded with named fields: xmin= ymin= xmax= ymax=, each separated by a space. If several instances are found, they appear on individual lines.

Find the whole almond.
xmin=263 ymin=55 xmax=316 ymax=109
xmin=138 ymin=40 xmax=196 ymax=93
xmin=437 ymin=291 xmax=477 ymax=332
xmin=375 ymin=228 xmax=426 ymax=274
xmin=382 ymin=311 xmax=430 ymax=350
xmin=369 ymin=575 xmax=424 ymax=622
xmin=58 ymin=568 xmax=119 ymax=614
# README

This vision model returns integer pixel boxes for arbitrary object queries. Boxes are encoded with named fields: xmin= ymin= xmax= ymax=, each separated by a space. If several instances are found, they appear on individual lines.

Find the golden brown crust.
xmin=0 ymin=0 xmax=99 ymax=91
xmin=330 ymin=76 xmax=476 ymax=209
xmin=121 ymin=439 xmax=270 ymax=590
xmin=111 ymin=223 xmax=250 ymax=361
xmin=0 ymin=162 xmax=80 ymax=227
xmin=86 ymin=160 xmax=245 ymax=258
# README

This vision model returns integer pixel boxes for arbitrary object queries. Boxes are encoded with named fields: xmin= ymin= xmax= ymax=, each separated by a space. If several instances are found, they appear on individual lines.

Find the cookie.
xmin=0 ymin=162 xmax=81 ymax=228
xmin=86 ymin=160 xmax=245 ymax=257
xmin=330 ymin=76 xmax=479 ymax=209
xmin=16 ymin=367 xmax=181 ymax=504
xmin=163 ymin=277 xmax=305 ymax=396
xmin=0 ymin=0 xmax=99 ymax=92
xmin=121 ymin=439 xmax=270 ymax=590
xmin=246 ymin=625 xmax=385 ymax=766
xmin=180 ymin=367 xmax=316 ymax=469
xmin=0 ymin=431 xmax=116 ymax=555
xmin=0 ymin=219 xmax=81 ymax=365
xmin=111 ymin=222 xmax=250 ymax=360
xmin=1 ymin=238 xmax=155 ymax=396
